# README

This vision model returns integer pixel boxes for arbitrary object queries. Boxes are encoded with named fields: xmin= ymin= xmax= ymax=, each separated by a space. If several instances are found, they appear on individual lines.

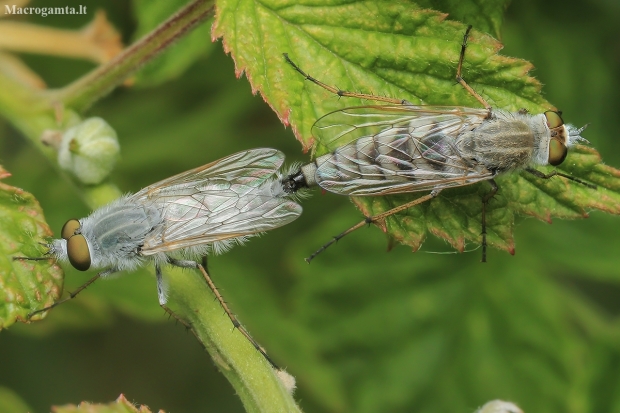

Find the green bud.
xmin=57 ymin=117 xmax=120 ymax=184
xmin=476 ymin=400 xmax=522 ymax=413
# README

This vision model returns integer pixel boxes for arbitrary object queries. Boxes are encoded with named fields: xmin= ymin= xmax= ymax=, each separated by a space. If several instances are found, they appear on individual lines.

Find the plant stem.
xmin=165 ymin=266 xmax=303 ymax=413
xmin=48 ymin=0 xmax=215 ymax=111
xmin=0 ymin=11 xmax=122 ymax=64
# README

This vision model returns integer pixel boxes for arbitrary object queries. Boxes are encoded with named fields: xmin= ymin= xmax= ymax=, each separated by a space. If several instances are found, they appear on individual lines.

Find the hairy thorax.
xmin=455 ymin=111 xmax=548 ymax=173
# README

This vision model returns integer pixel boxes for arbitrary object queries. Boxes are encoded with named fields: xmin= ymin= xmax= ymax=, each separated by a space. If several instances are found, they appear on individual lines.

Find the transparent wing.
xmin=136 ymin=148 xmax=285 ymax=199
xmin=134 ymin=149 xmax=302 ymax=254
xmin=313 ymin=105 xmax=490 ymax=150
xmin=313 ymin=106 xmax=494 ymax=196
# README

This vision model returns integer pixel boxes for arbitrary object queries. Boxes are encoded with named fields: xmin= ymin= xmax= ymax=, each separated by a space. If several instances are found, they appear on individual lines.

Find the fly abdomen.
xmin=373 ymin=133 xmax=417 ymax=175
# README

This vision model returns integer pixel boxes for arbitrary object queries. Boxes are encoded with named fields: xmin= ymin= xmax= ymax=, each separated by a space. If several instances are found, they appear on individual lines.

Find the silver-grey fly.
xmin=281 ymin=26 xmax=595 ymax=262
xmin=22 ymin=148 xmax=301 ymax=367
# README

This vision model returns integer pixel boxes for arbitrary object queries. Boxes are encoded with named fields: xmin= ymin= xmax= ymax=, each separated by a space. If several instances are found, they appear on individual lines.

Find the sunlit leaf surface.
xmin=53 ymin=394 xmax=164 ymax=413
xmin=214 ymin=0 xmax=620 ymax=255
xmin=0 ymin=166 xmax=63 ymax=329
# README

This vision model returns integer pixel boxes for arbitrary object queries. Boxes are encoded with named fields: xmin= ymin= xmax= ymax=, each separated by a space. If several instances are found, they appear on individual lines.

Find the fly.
xmin=17 ymin=148 xmax=302 ymax=368
xmin=281 ymin=26 xmax=596 ymax=262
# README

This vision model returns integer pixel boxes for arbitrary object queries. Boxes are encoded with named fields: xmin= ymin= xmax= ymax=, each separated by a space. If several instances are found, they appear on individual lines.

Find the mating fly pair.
xmin=18 ymin=148 xmax=302 ymax=368
xmin=281 ymin=26 xmax=596 ymax=262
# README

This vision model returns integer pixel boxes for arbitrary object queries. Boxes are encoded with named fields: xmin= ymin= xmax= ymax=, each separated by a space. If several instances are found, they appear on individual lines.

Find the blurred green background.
xmin=1 ymin=0 xmax=620 ymax=412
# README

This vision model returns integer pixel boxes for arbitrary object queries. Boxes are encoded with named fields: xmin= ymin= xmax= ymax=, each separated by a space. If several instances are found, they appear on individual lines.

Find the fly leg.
xmin=284 ymin=26 xmax=490 ymax=108
xmin=481 ymin=179 xmax=499 ymax=263
xmin=12 ymin=256 xmax=50 ymax=262
xmin=156 ymin=264 xmax=195 ymax=331
xmin=12 ymin=245 xmax=54 ymax=264
xmin=455 ymin=25 xmax=492 ymax=112
xmin=154 ymin=264 xmax=169 ymax=305
xmin=525 ymin=167 xmax=597 ymax=189
xmin=283 ymin=53 xmax=409 ymax=105
xmin=306 ymin=189 xmax=443 ymax=263
xmin=168 ymin=258 xmax=279 ymax=370
xmin=23 ymin=268 xmax=115 ymax=318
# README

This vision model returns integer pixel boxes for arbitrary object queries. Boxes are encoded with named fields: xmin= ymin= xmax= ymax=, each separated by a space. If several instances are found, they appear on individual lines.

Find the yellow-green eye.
xmin=67 ymin=233 xmax=91 ymax=271
xmin=61 ymin=219 xmax=81 ymax=240
xmin=544 ymin=111 xmax=564 ymax=129
xmin=548 ymin=138 xmax=568 ymax=166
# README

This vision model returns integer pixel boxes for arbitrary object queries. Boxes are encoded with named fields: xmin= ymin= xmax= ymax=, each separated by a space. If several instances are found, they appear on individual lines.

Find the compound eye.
xmin=61 ymin=219 xmax=81 ymax=240
xmin=66 ymin=234 xmax=91 ymax=271
xmin=548 ymin=138 xmax=568 ymax=166
xmin=544 ymin=111 xmax=564 ymax=129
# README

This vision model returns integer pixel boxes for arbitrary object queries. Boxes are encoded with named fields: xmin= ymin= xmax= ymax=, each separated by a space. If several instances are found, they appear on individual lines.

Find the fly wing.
xmin=140 ymin=191 xmax=301 ymax=254
xmin=312 ymin=105 xmax=490 ymax=150
xmin=134 ymin=149 xmax=302 ymax=254
xmin=136 ymin=148 xmax=285 ymax=199
xmin=313 ymin=106 xmax=494 ymax=196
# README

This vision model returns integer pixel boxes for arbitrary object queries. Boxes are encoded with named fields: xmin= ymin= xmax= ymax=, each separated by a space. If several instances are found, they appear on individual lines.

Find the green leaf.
xmin=132 ymin=0 xmax=215 ymax=87
xmin=214 ymin=0 xmax=543 ymax=147
xmin=14 ymin=267 xmax=164 ymax=335
xmin=0 ymin=166 xmax=64 ymax=329
xmin=52 ymin=394 xmax=163 ymax=413
xmin=0 ymin=386 xmax=34 ymax=413
xmin=213 ymin=0 xmax=620 ymax=257
xmin=415 ymin=0 xmax=511 ymax=39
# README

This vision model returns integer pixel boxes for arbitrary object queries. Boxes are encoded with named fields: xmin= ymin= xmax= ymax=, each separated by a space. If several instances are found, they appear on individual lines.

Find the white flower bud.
xmin=57 ymin=117 xmax=120 ymax=184
xmin=476 ymin=400 xmax=523 ymax=413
